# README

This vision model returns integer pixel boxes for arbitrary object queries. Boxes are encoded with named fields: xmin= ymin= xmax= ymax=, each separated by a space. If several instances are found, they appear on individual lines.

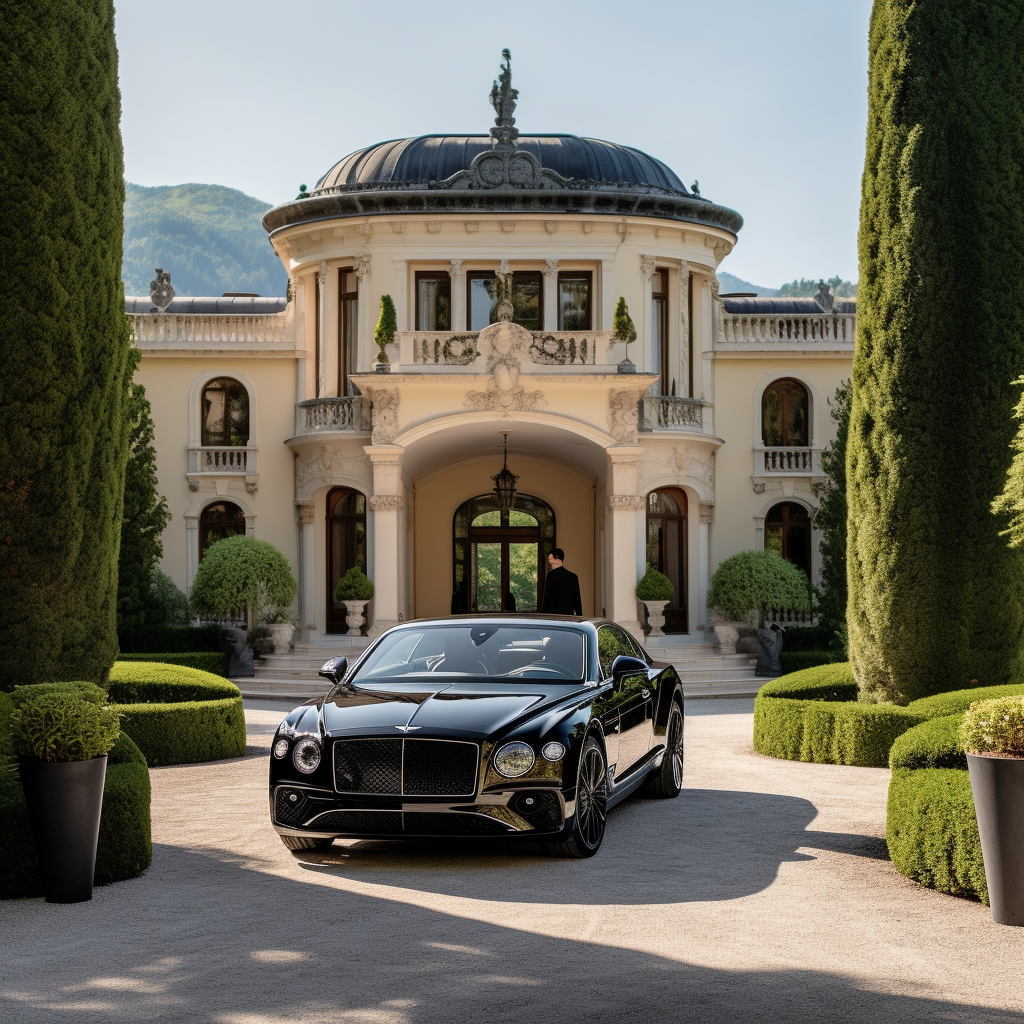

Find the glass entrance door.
xmin=646 ymin=488 xmax=688 ymax=633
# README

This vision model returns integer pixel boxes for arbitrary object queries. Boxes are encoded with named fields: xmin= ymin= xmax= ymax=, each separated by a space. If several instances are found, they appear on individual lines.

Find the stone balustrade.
xmin=763 ymin=608 xmax=819 ymax=627
xmin=756 ymin=446 xmax=820 ymax=474
xmin=131 ymin=313 xmax=291 ymax=349
xmin=717 ymin=312 xmax=855 ymax=349
xmin=639 ymin=395 xmax=707 ymax=432
xmin=188 ymin=446 xmax=256 ymax=474
xmin=396 ymin=330 xmax=616 ymax=369
xmin=297 ymin=396 xmax=369 ymax=434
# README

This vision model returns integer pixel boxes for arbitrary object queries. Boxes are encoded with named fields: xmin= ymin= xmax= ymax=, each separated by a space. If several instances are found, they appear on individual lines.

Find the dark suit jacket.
xmin=542 ymin=565 xmax=582 ymax=615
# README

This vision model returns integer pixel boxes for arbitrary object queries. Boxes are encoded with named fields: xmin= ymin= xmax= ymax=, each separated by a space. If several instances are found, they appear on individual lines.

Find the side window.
xmin=597 ymin=625 xmax=629 ymax=679
xmin=623 ymin=630 xmax=649 ymax=664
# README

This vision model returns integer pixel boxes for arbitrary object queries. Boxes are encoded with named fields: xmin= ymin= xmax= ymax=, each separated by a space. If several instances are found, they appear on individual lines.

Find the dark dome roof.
xmin=721 ymin=296 xmax=856 ymax=315
xmin=316 ymin=135 xmax=688 ymax=194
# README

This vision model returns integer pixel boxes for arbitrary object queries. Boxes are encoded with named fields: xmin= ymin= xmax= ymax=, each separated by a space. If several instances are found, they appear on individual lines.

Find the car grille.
xmin=333 ymin=738 xmax=478 ymax=797
xmin=306 ymin=809 xmax=514 ymax=836
xmin=307 ymin=810 xmax=403 ymax=833
xmin=275 ymin=787 xmax=309 ymax=826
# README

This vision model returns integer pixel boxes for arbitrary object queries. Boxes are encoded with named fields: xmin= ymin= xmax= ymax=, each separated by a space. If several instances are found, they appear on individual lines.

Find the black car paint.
xmin=269 ymin=617 xmax=683 ymax=843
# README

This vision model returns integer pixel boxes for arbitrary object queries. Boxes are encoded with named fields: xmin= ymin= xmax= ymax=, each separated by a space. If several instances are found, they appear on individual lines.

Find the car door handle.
xmin=641 ymin=689 xmax=651 ymax=700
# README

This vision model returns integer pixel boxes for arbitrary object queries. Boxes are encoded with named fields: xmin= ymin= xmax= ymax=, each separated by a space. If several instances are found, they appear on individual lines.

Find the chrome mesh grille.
xmin=402 ymin=812 xmax=513 ymax=836
xmin=332 ymin=738 xmax=478 ymax=797
xmin=308 ymin=810 xmax=403 ymax=833
xmin=274 ymin=788 xmax=308 ymax=826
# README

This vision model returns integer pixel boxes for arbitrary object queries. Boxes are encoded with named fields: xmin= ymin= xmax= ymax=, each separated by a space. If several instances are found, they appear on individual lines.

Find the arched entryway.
xmin=327 ymin=487 xmax=367 ymax=633
xmin=765 ymin=501 xmax=812 ymax=579
xmin=199 ymin=501 xmax=246 ymax=557
xmin=645 ymin=488 xmax=688 ymax=633
xmin=452 ymin=494 xmax=556 ymax=612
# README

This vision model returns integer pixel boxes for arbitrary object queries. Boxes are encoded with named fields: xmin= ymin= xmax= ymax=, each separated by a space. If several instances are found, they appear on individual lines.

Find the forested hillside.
xmin=122 ymin=183 xmax=288 ymax=298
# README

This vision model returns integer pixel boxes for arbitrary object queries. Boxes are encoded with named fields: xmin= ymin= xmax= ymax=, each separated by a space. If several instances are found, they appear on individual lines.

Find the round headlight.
xmin=493 ymin=741 xmax=535 ymax=778
xmin=541 ymin=741 xmax=566 ymax=762
xmin=292 ymin=736 xmax=321 ymax=774
xmin=273 ymin=738 xmax=290 ymax=759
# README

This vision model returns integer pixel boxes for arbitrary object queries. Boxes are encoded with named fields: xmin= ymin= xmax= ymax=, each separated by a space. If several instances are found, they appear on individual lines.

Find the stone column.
xmin=353 ymin=254 xmax=372 ymax=369
xmin=639 ymin=255 xmax=656 ymax=379
xmin=542 ymin=259 xmax=559 ymax=330
xmin=449 ymin=259 xmax=467 ymax=331
xmin=600 ymin=260 xmax=614 ymax=333
xmin=606 ymin=446 xmax=646 ymax=641
xmin=186 ymin=517 xmax=199 ymax=593
xmin=678 ymin=260 xmax=690 ymax=397
xmin=316 ymin=261 xmax=327 ymax=398
xmin=295 ymin=501 xmax=316 ymax=638
xmin=699 ymin=502 xmax=715 ymax=637
xmin=365 ymin=444 xmax=405 ymax=639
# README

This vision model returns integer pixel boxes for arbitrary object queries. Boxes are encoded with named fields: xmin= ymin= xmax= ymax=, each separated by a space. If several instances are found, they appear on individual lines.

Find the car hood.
xmin=320 ymin=680 xmax=587 ymax=739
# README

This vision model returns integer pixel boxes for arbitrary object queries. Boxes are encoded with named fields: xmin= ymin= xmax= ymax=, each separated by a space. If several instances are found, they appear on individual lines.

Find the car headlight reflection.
xmin=273 ymin=738 xmax=290 ymax=759
xmin=493 ymin=741 xmax=536 ymax=778
xmin=292 ymin=736 xmax=321 ymax=774
xmin=541 ymin=741 xmax=566 ymax=762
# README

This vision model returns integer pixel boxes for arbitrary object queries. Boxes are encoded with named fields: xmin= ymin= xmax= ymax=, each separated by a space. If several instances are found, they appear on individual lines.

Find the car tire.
xmin=642 ymin=698 xmax=684 ymax=799
xmin=279 ymin=835 xmax=333 ymax=851
xmin=548 ymin=735 xmax=608 ymax=858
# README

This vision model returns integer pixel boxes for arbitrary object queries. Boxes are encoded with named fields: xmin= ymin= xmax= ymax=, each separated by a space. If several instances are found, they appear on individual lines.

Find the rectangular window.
xmin=339 ymin=269 xmax=358 ymax=396
xmin=557 ymin=272 xmax=591 ymax=330
xmin=415 ymin=272 xmax=451 ymax=331
xmin=652 ymin=269 xmax=669 ymax=395
xmin=467 ymin=271 xmax=544 ymax=332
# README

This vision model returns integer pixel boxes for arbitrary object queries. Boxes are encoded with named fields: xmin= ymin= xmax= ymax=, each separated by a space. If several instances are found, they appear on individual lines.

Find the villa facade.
xmin=131 ymin=55 xmax=854 ymax=641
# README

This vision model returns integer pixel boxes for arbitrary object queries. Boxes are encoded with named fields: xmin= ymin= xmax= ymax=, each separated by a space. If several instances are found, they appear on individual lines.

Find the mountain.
xmin=716 ymin=271 xmax=781 ymax=297
xmin=122 ymin=183 xmax=288 ymax=298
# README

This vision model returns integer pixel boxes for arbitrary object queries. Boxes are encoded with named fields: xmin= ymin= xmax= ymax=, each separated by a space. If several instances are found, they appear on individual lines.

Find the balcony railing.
xmin=396 ymin=330 xmax=617 ymax=369
xmin=717 ymin=312 xmax=855 ymax=350
xmin=131 ymin=313 xmax=291 ymax=349
xmin=297 ymin=396 xmax=369 ymax=434
xmin=188 ymin=446 xmax=256 ymax=474
xmin=639 ymin=395 xmax=707 ymax=432
xmin=756 ymin=446 xmax=820 ymax=474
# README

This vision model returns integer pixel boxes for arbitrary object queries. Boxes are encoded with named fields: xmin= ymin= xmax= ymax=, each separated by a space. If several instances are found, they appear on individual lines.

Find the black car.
xmin=269 ymin=616 xmax=684 ymax=857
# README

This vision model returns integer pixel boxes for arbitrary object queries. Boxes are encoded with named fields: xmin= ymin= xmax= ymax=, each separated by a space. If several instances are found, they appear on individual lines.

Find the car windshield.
xmin=357 ymin=625 xmax=586 ymax=682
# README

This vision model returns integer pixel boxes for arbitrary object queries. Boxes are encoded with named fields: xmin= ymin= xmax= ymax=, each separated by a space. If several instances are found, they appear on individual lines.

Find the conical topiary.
xmin=374 ymin=295 xmax=397 ymax=365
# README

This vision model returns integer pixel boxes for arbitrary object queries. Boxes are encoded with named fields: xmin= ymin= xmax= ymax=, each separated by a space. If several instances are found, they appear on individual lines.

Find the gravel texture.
xmin=1 ymin=697 xmax=1022 ymax=1023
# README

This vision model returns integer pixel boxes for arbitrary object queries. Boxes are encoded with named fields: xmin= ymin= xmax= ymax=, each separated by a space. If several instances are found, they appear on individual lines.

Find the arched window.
xmin=453 ymin=494 xmax=556 ymax=613
xmin=765 ymin=502 xmax=812 ymax=580
xmin=199 ymin=501 xmax=246 ymax=557
xmin=646 ymin=488 xmax=688 ymax=633
xmin=762 ymin=378 xmax=808 ymax=447
xmin=202 ymin=377 xmax=249 ymax=447
xmin=327 ymin=488 xmax=367 ymax=633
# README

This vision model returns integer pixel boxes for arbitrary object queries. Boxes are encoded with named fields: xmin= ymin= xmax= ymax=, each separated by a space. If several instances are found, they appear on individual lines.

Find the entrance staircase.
xmin=233 ymin=630 xmax=762 ymax=702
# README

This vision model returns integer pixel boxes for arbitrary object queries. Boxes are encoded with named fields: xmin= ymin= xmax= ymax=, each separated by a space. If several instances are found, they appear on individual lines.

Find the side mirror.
xmin=610 ymin=654 xmax=648 ymax=682
xmin=319 ymin=656 xmax=348 ymax=686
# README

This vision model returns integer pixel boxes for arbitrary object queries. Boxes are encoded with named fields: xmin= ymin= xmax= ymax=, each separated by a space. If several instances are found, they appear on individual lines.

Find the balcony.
xmin=395 ymin=330 xmax=618 ymax=371
xmin=639 ymin=395 xmax=708 ymax=433
xmin=716 ymin=312 xmax=855 ymax=353
xmin=296 ymin=396 xmax=370 ymax=435
xmin=754 ymin=446 xmax=821 ymax=475
xmin=131 ymin=312 xmax=292 ymax=352
xmin=187 ymin=446 xmax=259 ymax=492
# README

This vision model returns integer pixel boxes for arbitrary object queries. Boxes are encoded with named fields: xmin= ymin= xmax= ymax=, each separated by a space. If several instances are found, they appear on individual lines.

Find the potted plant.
xmin=707 ymin=550 xmax=810 ymax=654
xmin=961 ymin=695 xmax=1024 ymax=926
xmin=636 ymin=563 xmax=674 ymax=637
xmin=374 ymin=294 xmax=397 ymax=371
xmin=265 ymin=609 xmax=296 ymax=655
xmin=10 ymin=682 xmax=120 ymax=903
xmin=335 ymin=566 xmax=374 ymax=635
xmin=613 ymin=297 xmax=637 ymax=374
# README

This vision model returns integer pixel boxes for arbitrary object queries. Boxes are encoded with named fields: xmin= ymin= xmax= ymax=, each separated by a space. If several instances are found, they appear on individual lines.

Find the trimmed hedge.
xmin=889 ymin=715 xmax=967 ymax=771
xmin=754 ymin=663 xmax=925 ymax=766
xmin=779 ymin=650 xmax=843 ymax=675
xmin=1 ymin=731 xmax=151 ymax=900
xmin=906 ymin=682 xmax=1024 ymax=721
xmin=107 ymin=662 xmax=246 ymax=767
xmin=116 ymin=651 xmax=229 ymax=677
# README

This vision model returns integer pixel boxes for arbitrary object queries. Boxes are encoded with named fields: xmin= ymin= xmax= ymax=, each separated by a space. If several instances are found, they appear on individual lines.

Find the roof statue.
xmin=489 ymin=48 xmax=519 ymax=149
xmin=813 ymin=279 xmax=835 ymax=313
xmin=149 ymin=268 xmax=175 ymax=313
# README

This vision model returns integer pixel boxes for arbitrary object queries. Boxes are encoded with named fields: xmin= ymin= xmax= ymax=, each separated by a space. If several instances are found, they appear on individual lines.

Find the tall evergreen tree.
xmin=848 ymin=1 xmax=1024 ymax=703
xmin=0 ymin=0 xmax=132 ymax=685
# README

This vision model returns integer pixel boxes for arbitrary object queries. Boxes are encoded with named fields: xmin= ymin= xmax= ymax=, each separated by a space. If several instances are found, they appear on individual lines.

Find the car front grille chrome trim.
xmin=332 ymin=737 xmax=480 ymax=798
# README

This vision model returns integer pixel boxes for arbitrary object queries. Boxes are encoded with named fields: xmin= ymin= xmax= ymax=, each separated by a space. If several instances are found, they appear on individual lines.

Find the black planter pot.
xmin=966 ymin=753 xmax=1024 ymax=927
xmin=18 ymin=756 xmax=107 ymax=904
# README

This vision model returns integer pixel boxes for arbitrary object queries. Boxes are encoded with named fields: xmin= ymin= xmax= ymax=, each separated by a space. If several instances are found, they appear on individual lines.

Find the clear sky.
xmin=115 ymin=0 xmax=872 ymax=288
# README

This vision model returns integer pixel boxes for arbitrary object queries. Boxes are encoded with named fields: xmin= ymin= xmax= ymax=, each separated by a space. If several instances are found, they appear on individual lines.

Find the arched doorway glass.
xmin=327 ymin=487 xmax=367 ymax=633
xmin=646 ymin=488 xmax=688 ymax=633
xmin=453 ymin=494 xmax=555 ymax=613
xmin=201 ymin=377 xmax=249 ymax=447
xmin=762 ymin=378 xmax=809 ymax=447
xmin=199 ymin=501 xmax=246 ymax=557
xmin=765 ymin=501 xmax=812 ymax=580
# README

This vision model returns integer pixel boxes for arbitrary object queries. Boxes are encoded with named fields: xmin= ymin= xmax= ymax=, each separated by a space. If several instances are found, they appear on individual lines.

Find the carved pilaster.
xmin=699 ymin=502 xmax=716 ymax=525
xmin=368 ymin=495 xmax=404 ymax=511
xmin=316 ymin=260 xmax=327 ymax=398
xmin=449 ymin=259 xmax=467 ymax=330
xmin=639 ymin=254 xmax=656 ymax=282
xmin=370 ymin=389 xmax=400 ymax=444
xmin=295 ymin=501 xmax=315 ymax=526
xmin=679 ymin=260 xmax=690 ymax=396
xmin=609 ymin=389 xmax=640 ymax=445
xmin=352 ymin=254 xmax=371 ymax=280
xmin=608 ymin=495 xmax=645 ymax=511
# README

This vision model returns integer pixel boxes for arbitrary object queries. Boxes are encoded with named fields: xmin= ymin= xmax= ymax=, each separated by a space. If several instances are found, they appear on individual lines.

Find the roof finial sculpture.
xmin=489 ymin=48 xmax=519 ymax=150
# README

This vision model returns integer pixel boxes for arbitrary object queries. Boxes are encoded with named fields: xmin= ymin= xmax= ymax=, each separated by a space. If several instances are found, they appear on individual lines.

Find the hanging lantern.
xmin=491 ymin=432 xmax=518 ymax=515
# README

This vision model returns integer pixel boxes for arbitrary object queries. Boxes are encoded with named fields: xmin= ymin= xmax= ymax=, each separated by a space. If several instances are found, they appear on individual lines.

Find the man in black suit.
xmin=542 ymin=548 xmax=582 ymax=615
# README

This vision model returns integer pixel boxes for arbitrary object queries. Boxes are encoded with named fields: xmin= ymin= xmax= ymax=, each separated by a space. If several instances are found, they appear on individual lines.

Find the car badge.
xmin=394 ymin=725 xmax=421 ymax=732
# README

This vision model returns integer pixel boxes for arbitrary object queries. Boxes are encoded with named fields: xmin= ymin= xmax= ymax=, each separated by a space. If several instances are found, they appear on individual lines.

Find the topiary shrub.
xmin=116 ymin=651 xmax=229 ymax=677
xmin=374 ymin=294 xmax=397 ymax=364
xmin=0 ymin=731 xmax=151 ymax=900
xmin=906 ymin=682 xmax=1024 ymax=720
xmin=757 ymin=663 xmax=858 ymax=702
xmin=335 ymin=566 xmax=374 ymax=602
xmin=779 ymin=650 xmax=842 ymax=675
xmin=636 ymin=564 xmax=673 ymax=602
xmin=960 ymin=695 xmax=1024 ymax=756
xmin=889 ymin=715 xmax=967 ymax=771
xmin=189 ymin=535 xmax=296 ymax=624
xmin=9 ymin=683 xmax=120 ymax=762
xmin=708 ymin=550 xmax=810 ymax=623
xmin=106 ymin=662 xmax=245 ymax=766
xmin=612 ymin=297 xmax=636 ymax=343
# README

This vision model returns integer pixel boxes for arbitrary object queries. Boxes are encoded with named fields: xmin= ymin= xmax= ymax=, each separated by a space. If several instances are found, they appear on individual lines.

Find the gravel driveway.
xmin=2 ymin=698 xmax=1021 ymax=1024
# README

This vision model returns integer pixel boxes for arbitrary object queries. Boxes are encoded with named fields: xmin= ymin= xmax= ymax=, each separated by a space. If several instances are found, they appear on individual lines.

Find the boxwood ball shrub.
xmin=10 ymin=684 xmax=120 ymax=763
xmin=960 ymin=695 xmax=1024 ymax=755
xmin=636 ymin=564 xmax=674 ymax=602
xmin=335 ymin=566 xmax=374 ymax=602
xmin=107 ymin=662 xmax=245 ymax=766
xmin=189 ymin=535 xmax=296 ymax=623
xmin=708 ymin=550 xmax=809 ymax=622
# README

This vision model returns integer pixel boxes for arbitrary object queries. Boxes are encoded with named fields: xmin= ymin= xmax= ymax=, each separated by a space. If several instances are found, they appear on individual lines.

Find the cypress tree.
xmin=0 ymin=1 xmax=132 ymax=685
xmin=848 ymin=1 xmax=1024 ymax=703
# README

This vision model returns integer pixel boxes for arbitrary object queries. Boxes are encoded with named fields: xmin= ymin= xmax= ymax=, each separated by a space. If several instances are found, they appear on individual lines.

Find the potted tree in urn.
xmin=613 ymin=297 xmax=637 ymax=374
xmin=335 ymin=566 xmax=374 ymax=635
xmin=10 ymin=682 xmax=121 ymax=903
xmin=374 ymin=294 xmax=397 ymax=371
xmin=706 ymin=550 xmax=810 ymax=653
xmin=961 ymin=696 xmax=1024 ymax=926
xmin=636 ymin=563 xmax=674 ymax=637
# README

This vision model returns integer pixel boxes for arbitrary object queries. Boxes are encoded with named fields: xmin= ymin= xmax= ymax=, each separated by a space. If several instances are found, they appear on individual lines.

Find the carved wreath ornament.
xmin=464 ymin=321 xmax=546 ymax=412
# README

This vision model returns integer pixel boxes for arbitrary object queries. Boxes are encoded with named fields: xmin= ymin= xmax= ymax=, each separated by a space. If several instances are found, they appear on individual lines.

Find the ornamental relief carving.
xmin=295 ymin=445 xmax=369 ymax=489
xmin=370 ymin=389 xmax=400 ymax=444
xmin=295 ymin=501 xmax=315 ymax=526
xmin=609 ymin=389 xmax=640 ymax=445
xmin=464 ymin=320 xmax=546 ymax=411
xmin=608 ymin=495 xmax=645 ymax=511
xmin=368 ymin=495 xmax=404 ymax=511
xmin=699 ymin=502 xmax=716 ymax=525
